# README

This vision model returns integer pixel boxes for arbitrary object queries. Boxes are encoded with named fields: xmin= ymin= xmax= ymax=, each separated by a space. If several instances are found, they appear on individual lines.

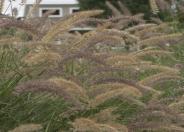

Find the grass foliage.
xmin=0 ymin=4 xmax=184 ymax=132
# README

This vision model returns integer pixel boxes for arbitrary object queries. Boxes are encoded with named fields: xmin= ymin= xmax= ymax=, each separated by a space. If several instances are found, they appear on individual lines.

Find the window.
xmin=39 ymin=8 xmax=63 ymax=18
xmin=69 ymin=7 xmax=80 ymax=14
xmin=42 ymin=9 xmax=60 ymax=15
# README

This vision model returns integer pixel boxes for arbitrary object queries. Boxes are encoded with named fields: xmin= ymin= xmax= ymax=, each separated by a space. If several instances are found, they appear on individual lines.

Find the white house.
xmin=2 ymin=0 xmax=79 ymax=18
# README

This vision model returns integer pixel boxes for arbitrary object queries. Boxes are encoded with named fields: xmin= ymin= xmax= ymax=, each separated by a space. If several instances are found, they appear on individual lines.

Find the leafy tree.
xmin=78 ymin=0 xmax=151 ymax=18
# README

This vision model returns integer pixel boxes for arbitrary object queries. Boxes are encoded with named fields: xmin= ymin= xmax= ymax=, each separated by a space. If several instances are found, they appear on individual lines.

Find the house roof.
xmin=26 ymin=0 xmax=79 ymax=5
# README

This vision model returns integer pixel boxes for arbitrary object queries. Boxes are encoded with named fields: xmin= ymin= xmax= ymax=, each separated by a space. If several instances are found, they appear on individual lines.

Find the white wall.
xmin=2 ymin=0 xmax=79 ymax=18
xmin=2 ymin=0 xmax=25 ymax=18
xmin=26 ymin=0 xmax=78 ymax=5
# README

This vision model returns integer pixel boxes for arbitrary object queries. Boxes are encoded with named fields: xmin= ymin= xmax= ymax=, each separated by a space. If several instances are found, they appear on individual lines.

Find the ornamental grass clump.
xmin=0 ymin=3 xmax=184 ymax=131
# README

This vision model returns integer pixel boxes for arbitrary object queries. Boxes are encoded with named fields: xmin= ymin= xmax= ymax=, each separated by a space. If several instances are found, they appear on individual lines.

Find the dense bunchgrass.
xmin=1 ymin=10 xmax=184 ymax=131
